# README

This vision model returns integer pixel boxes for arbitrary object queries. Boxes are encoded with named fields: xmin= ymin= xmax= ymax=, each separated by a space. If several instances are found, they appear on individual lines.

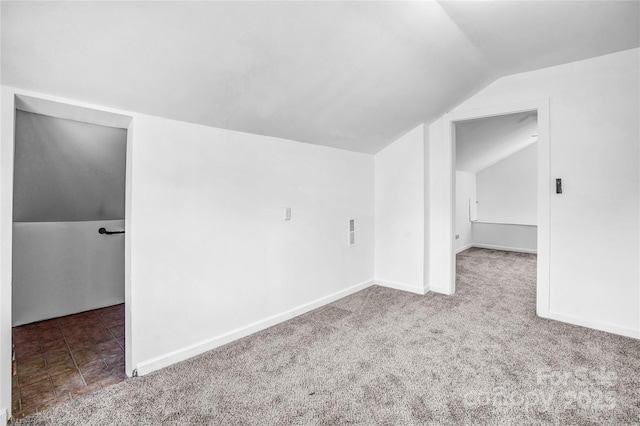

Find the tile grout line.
xmin=95 ymin=310 xmax=125 ymax=352
xmin=41 ymin=334 xmax=55 ymax=409
xmin=57 ymin=319 xmax=88 ymax=387
xmin=12 ymin=327 xmax=21 ymax=413
xmin=46 ymin=323 xmax=70 ymax=406
xmin=15 ymin=335 xmax=23 ymax=413
xmin=12 ymin=309 xmax=126 ymax=419
xmin=16 ymin=328 xmax=53 ymax=414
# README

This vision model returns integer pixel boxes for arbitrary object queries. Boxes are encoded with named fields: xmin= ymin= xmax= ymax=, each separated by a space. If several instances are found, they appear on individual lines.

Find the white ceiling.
xmin=2 ymin=1 xmax=638 ymax=153
xmin=14 ymin=111 xmax=126 ymax=222
xmin=455 ymin=111 xmax=537 ymax=173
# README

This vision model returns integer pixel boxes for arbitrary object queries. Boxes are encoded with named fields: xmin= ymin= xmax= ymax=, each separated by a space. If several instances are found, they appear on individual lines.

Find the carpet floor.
xmin=14 ymin=248 xmax=640 ymax=425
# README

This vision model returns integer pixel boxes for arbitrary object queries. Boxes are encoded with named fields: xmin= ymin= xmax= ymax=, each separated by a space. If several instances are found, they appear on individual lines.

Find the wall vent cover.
xmin=348 ymin=218 xmax=355 ymax=247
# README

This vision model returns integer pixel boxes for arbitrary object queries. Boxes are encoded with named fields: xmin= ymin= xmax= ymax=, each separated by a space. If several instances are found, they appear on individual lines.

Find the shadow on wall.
xmin=12 ymin=111 xmax=127 ymax=326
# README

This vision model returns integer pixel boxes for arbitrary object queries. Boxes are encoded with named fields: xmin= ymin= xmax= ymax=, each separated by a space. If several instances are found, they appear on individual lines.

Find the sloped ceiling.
xmin=2 ymin=1 xmax=638 ymax=154
xmin=439 ymin=1 xmax=640 ymax=77
xmin=455 ymin=111 xmax=537 ymax=174
xmin=14 ymin=111 xmax=126 ymax=222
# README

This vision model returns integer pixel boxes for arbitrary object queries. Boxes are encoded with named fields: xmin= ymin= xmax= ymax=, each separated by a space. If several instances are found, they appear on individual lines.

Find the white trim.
xmin=0 ymin=89 xmax=16 ymax=422
xmin=124 ymin=118 xmax=135 ymax=377
xmin=15 ymin=94 xmax=132 ymax=129
xmin=1 ymin=409 xmax=7 ymax=426
xmin=423 ymin=124 xmax=431 ymax=301
xmin=535 ymin=99 xmax=551 ymax=318
xmin=375 ymin=279 xmax=426 ymax=295
xmin=443 ymin=114 xmax=456 ymax=296
xmin=455 ymin=243 xmax=473 ymax=254
xmin=428 ymin=284 xmax=451 ymax=295
xmin=441 ymin=98 xmax=550 ymax=315
xmin=471 ymin=244 xmax=537 ymax=254
xmin=546 ymin=311 xmax=640 ymax=339
xmin=472 ymin=221 xmax=537 ymax=227
xmin=135 ymin=279 xmax=375 ymax=376
xmin=1 ymin=87 xmax=136 ymax=419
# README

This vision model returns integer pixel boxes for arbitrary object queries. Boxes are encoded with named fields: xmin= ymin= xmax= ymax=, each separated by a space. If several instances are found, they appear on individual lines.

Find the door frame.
xmin=1 ymin=88 xmax=135 ymax=422
xmin=440 ymin=98 xmax=550 ymax=317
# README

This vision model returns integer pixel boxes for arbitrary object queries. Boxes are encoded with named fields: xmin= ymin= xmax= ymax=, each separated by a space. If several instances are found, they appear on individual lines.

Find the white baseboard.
xmin=471 ymin=243 xmax=537 ymax=254
xmin=135 ymin=279 xmax=375 ymax=375
xmin=545 ymin=311 xmax=639 ymax=339
xmin=375 ymin=279 xmax=425 ymax=295
xmin=427 ymin=284 xmax=453 ymax=295
xmin=455 ymin=243 xmax=473 ymax=254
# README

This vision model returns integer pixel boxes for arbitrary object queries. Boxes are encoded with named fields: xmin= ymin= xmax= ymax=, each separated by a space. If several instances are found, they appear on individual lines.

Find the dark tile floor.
xmin=11 ymin=304 xmax=126 ymax=419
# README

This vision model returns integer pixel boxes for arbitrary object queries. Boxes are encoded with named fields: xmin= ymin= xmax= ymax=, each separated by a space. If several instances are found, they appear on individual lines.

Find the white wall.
xmin=472 ymin=223 xmax=537 ymax=253
xmin=476 ymin=143 xmax=537 ymax=225
xmin=429 ymin=48 xmax=640 ymax=337
xmin=12 ymin=220 xmax=125 ymax=326
xmin=374 ymin=125 xmax=425 ymax=293
xmin=455 ymin=171 xmax=476 ymax=252
xmin=129 ymin=114 xmax=375 ymax=368
xmin=1 ymin=86 xmax=376 ymax=402
xmin=12 ymin=110 xmax=127 ymax=328
xmin=427 ymin=118 xmax=453 ymax=294
xmin=1 ymin=91 xmax=15 ymax=422
xmin=13 ymin=110 xmax=126 ymax=222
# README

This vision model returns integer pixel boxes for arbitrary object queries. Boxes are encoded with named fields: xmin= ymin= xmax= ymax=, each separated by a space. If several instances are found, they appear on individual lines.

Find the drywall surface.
xmin=129 ymin=114 xmax=375 ymax=365
xmin=455 ymin=111 xmax=537 ymax=173
xmin=374 ymin=125 xmax=425 ymax=292
xmin=430 ymin=48 xmax=640 ymax=336
xmin=455 ymin=171 xmax=476 ymax=252
xmin=12 ymin=110 xmax=126 ymax=327
xmin=472 ymin=222 xmax=537 ymax=253
xmin=0 ymin=79 xmax=11 ymax=424
xmin=2 ymin=87 xmax=375 ymax=390
xmin=12 ymin=220 xmax=125 ymax=325
xmin=476 ymin=143 xmax=537 ymax=225
xmin=427 ymin=117 xmax=456 ymax=294
xmin=13 ymin=110 xmax=126 ymax=222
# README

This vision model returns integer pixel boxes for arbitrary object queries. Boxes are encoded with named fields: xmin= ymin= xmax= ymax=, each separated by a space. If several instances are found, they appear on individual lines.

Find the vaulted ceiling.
xmin=455 ymin=111 xmax=538 ymax=173
xmin=2 ymin=1 xmax=638 ymax=153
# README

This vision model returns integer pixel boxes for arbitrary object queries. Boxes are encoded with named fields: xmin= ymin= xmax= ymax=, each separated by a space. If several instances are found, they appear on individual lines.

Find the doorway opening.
xmin=453 ymin=110 xmax=539 ymax=307
xmin=8 ymin=95 xmax=133 ymax=419
xmin=438 ymin=98 xmax=550 ymax=317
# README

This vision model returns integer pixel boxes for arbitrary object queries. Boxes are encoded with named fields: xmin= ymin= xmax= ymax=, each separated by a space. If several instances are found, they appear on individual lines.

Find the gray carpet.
xmin=15 ymin=248 xmax=640 ymax=425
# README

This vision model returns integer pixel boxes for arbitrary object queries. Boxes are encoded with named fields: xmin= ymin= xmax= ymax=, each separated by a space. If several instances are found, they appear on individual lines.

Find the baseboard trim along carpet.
xmin=455 ymin=243 xmax=473 ymax=254
xmin=374 ymin=279 xmax=425 ymax=295
xmin=427 ymin=283 xmax=453 ymax=295
xmin=546 ymin=311 xmax=640 ymax=339
xmin=14 ymin=249 xmax=640 ymax=425
xmin=469 ymin=243 xmax=537 ymax=254
xmin=135 ymin=279 xmax=376 ymax=376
